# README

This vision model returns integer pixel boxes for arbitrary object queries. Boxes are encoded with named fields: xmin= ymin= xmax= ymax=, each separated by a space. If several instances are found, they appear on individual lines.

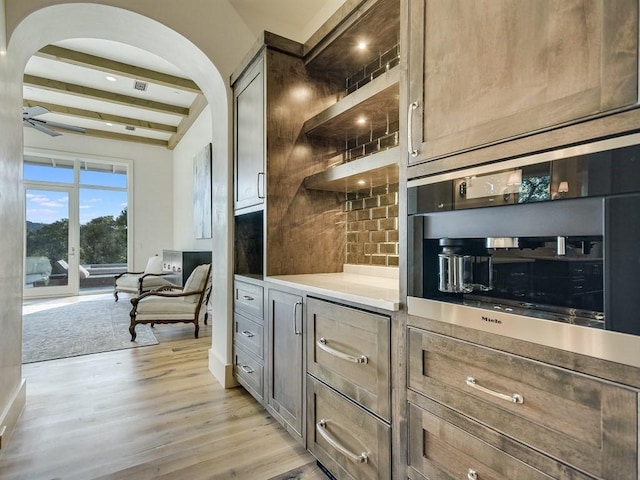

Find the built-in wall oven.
xmin=408 ymin=133 xmax=640 ymax=368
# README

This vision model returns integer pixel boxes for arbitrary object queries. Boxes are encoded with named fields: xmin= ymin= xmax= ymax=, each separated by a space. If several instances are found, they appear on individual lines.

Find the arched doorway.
xmin=6 ymin=3 xmax=235 ymax=386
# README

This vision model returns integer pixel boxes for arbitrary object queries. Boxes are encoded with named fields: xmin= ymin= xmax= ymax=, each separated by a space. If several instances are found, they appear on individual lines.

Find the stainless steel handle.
xmin=257 ymin=172 xmax=265 ymax=199
xmin=242 ymin=295 xmax=254 ymax=301
xmin=465 ymin=376 xmax=523 ymax=404
xmin=316 ymin=420 xmax=368 ymax=464
xmin=293 ymin=300 xmax=302 ymax=335
xmin=408 ymin=101 xmax=419 ymax=157
xmin=467 ymin=469 xmax=477 ymax=480
xmin=240 ymin=365 xmax=254 ymax=374
xmin=317 ymin=338 xmax=368 ymax=364
xmin=240 ymin=330 xmax=254 ymax=338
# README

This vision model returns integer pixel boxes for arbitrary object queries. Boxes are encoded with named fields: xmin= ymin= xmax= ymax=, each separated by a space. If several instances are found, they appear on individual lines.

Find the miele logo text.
xmin=481 ymin=316 xmax=502 ymax=325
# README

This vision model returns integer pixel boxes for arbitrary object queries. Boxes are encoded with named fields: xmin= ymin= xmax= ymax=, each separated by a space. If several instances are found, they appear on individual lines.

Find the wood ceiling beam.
xmin=35 ymin=45 xmax=201 ymax=94
xmin=23 ymin=100 xmax=178 ymax=134
xmin=24 ymin=74 xmax=189 ymax=116
xmin=167 ymin=94 xmax=208 ymax=150
xmin=37 ymin=125 xmax=169 ymax=147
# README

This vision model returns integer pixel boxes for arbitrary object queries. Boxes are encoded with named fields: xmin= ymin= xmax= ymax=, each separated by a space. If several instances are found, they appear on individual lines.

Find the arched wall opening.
xmin=6 ymin=3 xmax=235 ymax=387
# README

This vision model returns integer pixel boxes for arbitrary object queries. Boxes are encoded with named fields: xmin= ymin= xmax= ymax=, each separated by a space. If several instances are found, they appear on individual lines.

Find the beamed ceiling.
xmin=23 ymin=39 xmax=206 ymax=150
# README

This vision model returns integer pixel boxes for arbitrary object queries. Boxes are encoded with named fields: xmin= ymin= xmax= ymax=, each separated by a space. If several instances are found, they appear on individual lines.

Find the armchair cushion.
xmin=182 ymin=264 xmax=210 ymax=303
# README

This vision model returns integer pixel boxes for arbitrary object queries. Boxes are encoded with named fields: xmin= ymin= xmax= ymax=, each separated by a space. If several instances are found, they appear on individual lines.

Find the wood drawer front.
xmin=234 ymin=313 xmax=264 ymax=359
xmin=408 ymin=328 xmax=639 ymax=480
xmin=307 ymin=376 xmax=391 ymax=480
xmin=234 ymin=343 xmax=264 ymax=401
xmin=306 ymin=297 xmax=390 ymax=421
xmin=408 ymin=403 xmax=555 ymax=480
xmin=234 ymin=281 xmax=263 ymax=320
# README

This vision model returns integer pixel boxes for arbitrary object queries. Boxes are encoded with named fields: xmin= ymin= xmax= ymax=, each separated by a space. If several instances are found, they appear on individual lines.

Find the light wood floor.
xmin=0 ymin=307 xmax=327 ymax=480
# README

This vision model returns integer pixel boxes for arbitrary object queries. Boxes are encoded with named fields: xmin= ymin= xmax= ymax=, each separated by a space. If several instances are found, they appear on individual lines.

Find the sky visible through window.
xmin=25 ymin=163 xmax=127 ymax=225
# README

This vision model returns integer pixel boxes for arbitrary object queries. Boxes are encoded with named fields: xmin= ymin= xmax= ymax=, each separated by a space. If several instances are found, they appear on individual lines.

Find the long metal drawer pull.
xmin=240 ymin=330 xmax=254 ymax=338
xmin=317 ymin=338 xmax=368 ymax=364
xmin=465 ymin=376 xmax=523 ymax=404
xmin=407 ymin=101 xmax=419 ymax=157
xmin=316 ymin=419 xmax=368 ymax=464
xmin=292 ymin=300 xmax=302 ymax=335
xmin=467 ymin=469 xmax=477 ymax=480
xmin=240 ymin=365 xmax=254 ymax=374
xmin=242 ymin=295 xmax=254 ymax=301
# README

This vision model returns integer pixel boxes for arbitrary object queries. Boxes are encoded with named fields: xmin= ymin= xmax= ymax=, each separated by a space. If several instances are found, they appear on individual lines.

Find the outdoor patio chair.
xmin=129 ymin=263 xmax=212 ymax=341
xmin=113 ymin=254 xmax=173 ymax=301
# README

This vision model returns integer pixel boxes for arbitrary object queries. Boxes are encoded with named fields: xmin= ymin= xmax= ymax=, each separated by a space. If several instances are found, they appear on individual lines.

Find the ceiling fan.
xmin=22 ymin=106 xmax=86 ymax=137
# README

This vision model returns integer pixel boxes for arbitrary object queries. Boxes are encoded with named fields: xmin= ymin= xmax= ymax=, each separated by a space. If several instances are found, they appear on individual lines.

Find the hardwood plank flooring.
xmin=0 ymin=309 xmax=327 ymax=480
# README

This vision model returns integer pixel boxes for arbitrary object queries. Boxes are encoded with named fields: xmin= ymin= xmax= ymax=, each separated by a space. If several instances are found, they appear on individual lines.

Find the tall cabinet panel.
xmin=268 ymin=288 xmax=304 ymax=443
xmin=234 ymin=58 xmax=265 ymax=212
xmin=407 ymin=0 xmax=639 ymax=165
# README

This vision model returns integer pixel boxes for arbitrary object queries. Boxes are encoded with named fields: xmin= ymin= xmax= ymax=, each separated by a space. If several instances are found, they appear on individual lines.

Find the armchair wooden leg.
xmin=114 ymin=291 xmax=119 ymax=302
xmin=194 ymin=322 xmax=199 ymax=339
xmin=129 ymin=323 xmax=137 ymax=341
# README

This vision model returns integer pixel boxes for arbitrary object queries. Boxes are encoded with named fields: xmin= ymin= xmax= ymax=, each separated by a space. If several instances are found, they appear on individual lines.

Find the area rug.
xmin=22 ymin=298 xmax=158 ymax=363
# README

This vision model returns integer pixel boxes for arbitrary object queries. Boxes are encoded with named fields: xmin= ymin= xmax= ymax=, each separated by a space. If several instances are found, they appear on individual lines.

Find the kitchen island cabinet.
xmin=406 ymin=0 xmax=639 ymax=167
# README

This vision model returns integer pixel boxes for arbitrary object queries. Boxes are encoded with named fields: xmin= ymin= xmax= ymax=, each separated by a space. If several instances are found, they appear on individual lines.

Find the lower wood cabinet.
xmin=233 ymin=342 xmax=264 ymax=402
xmin=267 ymin=288 xmax=304 ymax=443
xmin=408 ymin=327 xmax=640 ymax=480
xmin=307 ymin=375 xmax=391 ymax=480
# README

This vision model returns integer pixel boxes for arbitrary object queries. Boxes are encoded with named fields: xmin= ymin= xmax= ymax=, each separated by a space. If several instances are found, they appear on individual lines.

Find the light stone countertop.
xmin=267 ymin=265 xmax=400 ymax=311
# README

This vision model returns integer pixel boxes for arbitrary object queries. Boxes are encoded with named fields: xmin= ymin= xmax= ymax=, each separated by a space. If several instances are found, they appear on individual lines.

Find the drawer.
xmin=307 ymin=297 xmax=390 ymax=421
xmin=234 ymin=313 xmax=264 ymax=359
xmin=234 ymin=343 xmax=264 ymax=401
xmin=408 ymin=403 xmax=555 ymax=480
xmin=408 ymin=328 xmax=639 ymax=480
xmin=307 ymin=375 xmax=391 ymax=480
xmin=234 ymin=281 xmax=263 ymax=321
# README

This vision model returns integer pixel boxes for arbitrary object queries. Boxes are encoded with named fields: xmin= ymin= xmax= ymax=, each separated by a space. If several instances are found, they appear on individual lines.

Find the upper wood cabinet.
xmin=234 ymin=57 xmax=265 ymax=212
xmin=407 ymin=0 xmax=639 ymax=165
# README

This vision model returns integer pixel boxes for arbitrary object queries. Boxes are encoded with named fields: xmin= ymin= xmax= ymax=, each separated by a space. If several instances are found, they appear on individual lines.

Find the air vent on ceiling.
xmin=133 ymin=80 xmax=148 ymax=92
xmin=125 ymin=125 xmax=136 ymax=131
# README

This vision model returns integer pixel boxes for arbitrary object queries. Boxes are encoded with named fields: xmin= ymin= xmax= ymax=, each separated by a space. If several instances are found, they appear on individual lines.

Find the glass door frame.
xmin=23 ymin=182 xmax=80 ymax=298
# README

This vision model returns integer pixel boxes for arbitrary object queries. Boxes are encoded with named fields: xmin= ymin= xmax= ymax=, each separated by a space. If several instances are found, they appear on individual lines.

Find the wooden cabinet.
xmin=407 ymin=327 xmax=639 ymax=480
xmin=407 ymin=0 xmax=639 ymax=165
xmin=233 ymin=278 xmax=266 ymax=402
xmin=233 ymin=56 xmax=265 ymax=212
xmin=267 ymin=287 xmax=304 ymax=443
xmin=307 ymin=375 xmax=391 ymax=480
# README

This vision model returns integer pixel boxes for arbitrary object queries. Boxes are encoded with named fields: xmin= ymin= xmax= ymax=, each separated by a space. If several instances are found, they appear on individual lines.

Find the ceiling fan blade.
xmin=22 ymin=105 xmax=49 ymax=119
xmin=36 ymin=119 xmax=86 ymax=134
xmin=24 ymin=119 xmax=61 ymax=137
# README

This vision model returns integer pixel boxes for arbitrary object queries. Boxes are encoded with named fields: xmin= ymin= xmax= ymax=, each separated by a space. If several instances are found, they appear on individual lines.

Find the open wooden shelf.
xmin=304 ymin=146 xmax=399 ymax=192
xmin=303 ymin=66 xmax=399 ymax=138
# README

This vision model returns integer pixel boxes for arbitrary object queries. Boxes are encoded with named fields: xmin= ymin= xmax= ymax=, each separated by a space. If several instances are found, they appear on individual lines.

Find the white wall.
xmin=23 ymin=129 xmax=174 ymax=271
xmin=171 ymin=108 xmax=213 ymax=252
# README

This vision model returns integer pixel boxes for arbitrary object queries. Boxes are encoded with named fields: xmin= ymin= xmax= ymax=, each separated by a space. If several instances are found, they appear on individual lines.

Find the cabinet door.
xmin=268 ymin=288 xmax=304 ymax=441
xmin=234 ymin=56 xmax=265 ymax=211
xmin=407 ymin=0 xmax=638 ymax=164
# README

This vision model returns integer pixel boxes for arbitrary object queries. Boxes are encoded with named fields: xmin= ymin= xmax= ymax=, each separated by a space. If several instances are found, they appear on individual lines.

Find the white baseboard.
xmin=208 ymin=349 xmax=238 ymax=389
xmin=0 ymin=379 xmax=26 ymax=451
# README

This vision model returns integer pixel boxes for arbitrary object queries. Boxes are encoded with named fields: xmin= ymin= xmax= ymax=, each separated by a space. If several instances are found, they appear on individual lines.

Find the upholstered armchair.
xmin=129 ymin=263 xmax=212 ymax=341
xmin=113 ymin=255 xmax=172 ymax=301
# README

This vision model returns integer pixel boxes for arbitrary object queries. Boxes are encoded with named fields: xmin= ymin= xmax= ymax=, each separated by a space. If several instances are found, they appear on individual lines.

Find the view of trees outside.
xmin=26 ymin=208 xmax=128 ymax=266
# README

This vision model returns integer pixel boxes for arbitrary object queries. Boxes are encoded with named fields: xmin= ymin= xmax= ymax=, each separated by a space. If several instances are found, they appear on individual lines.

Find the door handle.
xmin=408 ymin=101 xmax=419 ymax=157
xmin=292 ymin=300 xmax=302 ymax=335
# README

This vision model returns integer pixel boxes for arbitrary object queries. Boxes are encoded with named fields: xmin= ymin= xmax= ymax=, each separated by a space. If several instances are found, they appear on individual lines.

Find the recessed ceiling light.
xmin=357 ymin=41 xmax=367 ymax=50
xmin=356 ymin=117 xmax=367 ymax=125
xmin=106 ymin=75 xmax=117 ymax=82
xmin=105 ymin=122 xmax=114 ymax=127
xmin=357 ymin=180 xmax=367 ymax=185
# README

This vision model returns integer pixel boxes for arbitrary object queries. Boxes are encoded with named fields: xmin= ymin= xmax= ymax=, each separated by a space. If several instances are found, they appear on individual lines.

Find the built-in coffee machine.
xmin=407 ymin=134 xmax=640 ymax=367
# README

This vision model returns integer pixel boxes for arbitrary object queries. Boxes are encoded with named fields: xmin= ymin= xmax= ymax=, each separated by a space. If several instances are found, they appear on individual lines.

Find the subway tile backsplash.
xmin=346 ymin=183 xmax=399 ymax=267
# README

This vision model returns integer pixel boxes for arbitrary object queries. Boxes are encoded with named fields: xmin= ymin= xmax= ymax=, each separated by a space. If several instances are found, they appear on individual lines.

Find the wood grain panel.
xmin=234 ymin=279 xmax=264 ymax=321
xmin=408 ymin=328 xmax=639 ymax=480
xmin=408 ymin=0 xmax=639 ymax=163
xmin=234 ymin=313 xmax=264 ymax=359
